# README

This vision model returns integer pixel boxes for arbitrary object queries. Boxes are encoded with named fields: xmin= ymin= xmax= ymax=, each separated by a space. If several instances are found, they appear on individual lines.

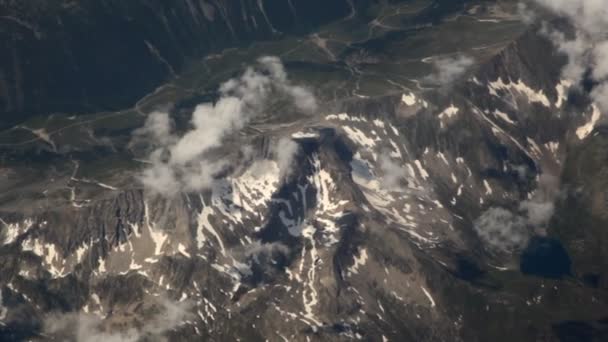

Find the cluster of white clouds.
xmin=133 ymin=56 xmax=316 ymax=195
xmin=44 ymin=297 xmax=192 ymax=342
xmin=477 ymin=1 xmax=608 ymax=251
xmin=474 ymin=174 xmax=559 ymax=253
xmin=425 ymin=55 xmax=475 ymax=85
xmin=529 ymin=0 xmax=608 ymax=111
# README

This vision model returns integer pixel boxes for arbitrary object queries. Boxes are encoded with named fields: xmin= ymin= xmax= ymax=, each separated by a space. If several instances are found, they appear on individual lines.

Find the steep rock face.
xmin=0 ymin=0 xmax=362 ymax=126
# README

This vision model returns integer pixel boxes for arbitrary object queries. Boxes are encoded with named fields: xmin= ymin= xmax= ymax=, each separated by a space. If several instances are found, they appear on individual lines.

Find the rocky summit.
xmin=1 ymin=1 xmax=608 ymax=341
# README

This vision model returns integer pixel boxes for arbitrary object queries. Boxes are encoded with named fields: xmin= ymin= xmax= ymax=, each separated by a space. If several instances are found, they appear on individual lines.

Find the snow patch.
xmin=1 ymin=218 xmax=34 ymax=245
xmin=414 ymin=160 xmax=429 ymax=180
xmin=555 ymin=80 xmax=572 ymax=108
xmin=342 ymin=126 xmax=377 ymax=148
xmin=576 ymin=104 xmax=601 ymax=140
xmin=421 ymin=286 xmax=436 ymax=308
xmin=292 ymin=131 xmax=319 ymax=139
xmin=483 ymin=180 xmax=493 ymax=195
xmin=489 ymin=78 xmax=550 ymax=107
xmin=493 ymin=109 xmax=516 ymax=125
xmin=301 ymin=225 xmax=322 ymax=327
xmin=325 ymin=113 xmax=367 ymax=122
xmin=196 ymin=196 xmax=226 ymax=255
xmin=438 ymin=105 xmax=459 ymax=119
xmin=348 ymin=248 xmax=368 ymax=275
xmin=402 ymin=93 xmax=417 ymax=106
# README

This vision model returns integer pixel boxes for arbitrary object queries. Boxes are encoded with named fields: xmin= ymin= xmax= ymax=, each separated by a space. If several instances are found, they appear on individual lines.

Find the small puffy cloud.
xmin=169 ymin=98 xmax=245 ymax=166
xmin=424 ymin=55 xmax=475 ymax=85
xmin=232 ymin=241 xmax=290 ymax=284
xmin=474 ymin=207 xmax=530 ymax=253
xmin=286 ymin=85 xmax=318 ymax=113
xmin=378 ymin=153 xmax=406 ymax=190
xmin=273 ymin=137 xmax=300 ymax=179
xmin=140 ymin=161 xmax=181 ymax=196
xmin=244 ymin=241 xmax=290 ymax=264
xmin=542 ymin=29 xmax=590 ymax=84
xmin=133 ymin=56 xmax=317 ymax=196
xmin=518 ymin=173 xmax=559 ymax=227
xmin=474 ymin=173 xmax=560 ymax=253
xmin=519 ymin=200 xmax=554 ymax=227
xmin=133 ymin=111 xmax=176 ymax=147
xmin=517 ymin=2 xmax=536 ymax=25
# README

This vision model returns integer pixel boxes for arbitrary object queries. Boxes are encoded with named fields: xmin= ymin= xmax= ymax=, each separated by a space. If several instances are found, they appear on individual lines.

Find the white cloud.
xmin=531 ymin=0 xmax=608 ymax=112
xmin=169 ymin=98 xmax=245 ymax=166
xmin=518 ymin=173 xmax=559 ymax=227
xmin=133 ymin=56 xmax=317 ymax=195
xmin=286 ymin=85 xmax=318 ymax=112
xmin=474 ymin=173 xmax=560 ymax=253
xmin=140 ymin=160 xmax=182 ymax=196
xmin=273 ymin=137 xmax=300 ymax=179
xmin=378 ymin=153 xmax=406 ymax=190
xmin=517 ymin=2 xmax=536 ymax=25
xmin=474 ymin=207 xmax=529 ymax=253
xmin=133 ymin=111 xmax=176 ymax=147
xmin=424 ymin=55 xmax=475 ymax=85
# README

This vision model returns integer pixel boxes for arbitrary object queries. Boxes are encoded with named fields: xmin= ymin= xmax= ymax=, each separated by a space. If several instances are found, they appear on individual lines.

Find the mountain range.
xmin=1 ymin=1 xmax=607 ymax=341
